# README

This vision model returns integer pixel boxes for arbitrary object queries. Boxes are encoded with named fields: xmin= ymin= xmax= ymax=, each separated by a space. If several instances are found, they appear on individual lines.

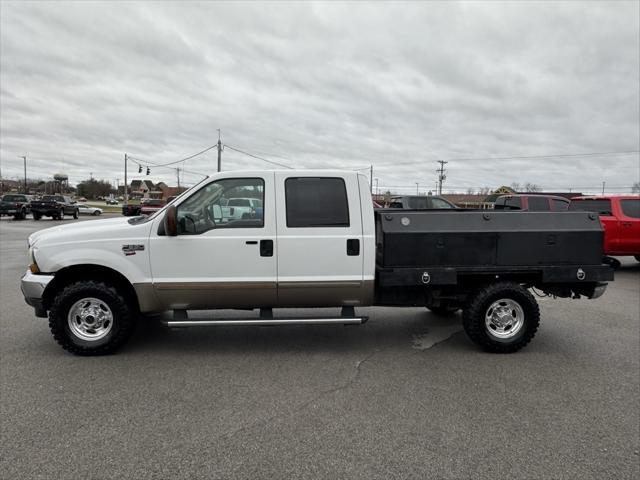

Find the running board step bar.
xmin=163 ymin=317 xmax=368 ymax=328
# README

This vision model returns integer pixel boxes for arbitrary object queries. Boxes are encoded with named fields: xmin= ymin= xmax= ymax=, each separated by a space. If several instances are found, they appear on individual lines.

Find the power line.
xmin=423 ymin=150 xmax=640 ymax=163
xmin=223 ymin=144 xmax=294 ymax=169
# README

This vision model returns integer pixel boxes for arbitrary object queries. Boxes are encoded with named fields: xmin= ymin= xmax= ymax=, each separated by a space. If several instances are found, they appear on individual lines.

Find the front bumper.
xmin=21 ymin=270 xmax=54 ymax=317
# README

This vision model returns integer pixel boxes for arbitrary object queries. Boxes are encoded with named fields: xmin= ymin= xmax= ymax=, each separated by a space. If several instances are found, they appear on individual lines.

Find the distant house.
xmin=441 ymin=194 xmax=494 ymax=209
xmin=129 ymin=179 xmax=159 ymax=199
xmin=157 ymin=182 xmax=187 ymax=200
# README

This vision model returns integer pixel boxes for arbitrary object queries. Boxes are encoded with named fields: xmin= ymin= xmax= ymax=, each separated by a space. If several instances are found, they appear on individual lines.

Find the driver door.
xmin=148 ymin=173 xmax=277 ymax=310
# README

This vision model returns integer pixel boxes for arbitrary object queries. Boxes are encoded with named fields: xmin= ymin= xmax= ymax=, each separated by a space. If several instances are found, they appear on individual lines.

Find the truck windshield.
xmin=2 ymin=195 xmax=26 ymax=202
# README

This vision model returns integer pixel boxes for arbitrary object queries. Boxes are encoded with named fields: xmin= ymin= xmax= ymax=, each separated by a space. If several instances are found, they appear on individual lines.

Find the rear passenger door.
xmin=275 ymin=173 xmax=364 ymax=307
xmin=618 ymin=199 xmax=640 ymax=254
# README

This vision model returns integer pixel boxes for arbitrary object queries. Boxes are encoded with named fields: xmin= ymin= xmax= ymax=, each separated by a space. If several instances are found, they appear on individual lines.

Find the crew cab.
xmin=569 ymin=195 xmax=640 ymax=266
xmin=21 ymin=171 xmax=613 ymax=356
xmin=0 ymin=194 xmax=31 ymax=219
xmin=30 ymin=195 xmax=78 ymax=220
xmin=494 ymin=194 xmax=570 ymax=211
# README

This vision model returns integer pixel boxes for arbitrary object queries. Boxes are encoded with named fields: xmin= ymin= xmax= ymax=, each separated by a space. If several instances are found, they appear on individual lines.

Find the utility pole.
xmin=217 ymin=129 xmax=222 ymax=172
xmin=176 ymin=167 xmax=181 ymax=189
xmin=124 ymin=153 xmax=128 ymax=205
xmin=415 ymin=182 xmax=419 ymax=195
xmin=19 ymin=156 xmax=27 ymax=194
xmin=602 ymin=181 xmax=605 ymax=195
xmin=436 ymin=160 xmax=448 ymax=195
xmin=370 ymin=165 xmax=373 ymax=194
xmin=375 ymin=178 xmax=379 ymax=196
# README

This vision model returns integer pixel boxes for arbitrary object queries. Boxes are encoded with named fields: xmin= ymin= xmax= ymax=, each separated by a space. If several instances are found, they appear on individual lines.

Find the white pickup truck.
xmin=21 ymin=170 xmax=613 ymax=356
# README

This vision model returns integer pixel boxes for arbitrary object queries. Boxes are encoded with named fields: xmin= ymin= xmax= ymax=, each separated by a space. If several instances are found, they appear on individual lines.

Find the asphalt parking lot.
xmin=1 ymin=216 xmax=638 ymax=480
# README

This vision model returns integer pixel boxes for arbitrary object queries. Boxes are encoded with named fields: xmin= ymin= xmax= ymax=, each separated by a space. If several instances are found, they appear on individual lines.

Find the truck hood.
xmin=28 ymin=217 xmax=147 ymax=248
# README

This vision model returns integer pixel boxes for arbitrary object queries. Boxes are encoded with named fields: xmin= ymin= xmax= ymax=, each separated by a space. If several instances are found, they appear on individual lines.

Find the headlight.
xmin=28 ymin=247 xmax=40 ymax=273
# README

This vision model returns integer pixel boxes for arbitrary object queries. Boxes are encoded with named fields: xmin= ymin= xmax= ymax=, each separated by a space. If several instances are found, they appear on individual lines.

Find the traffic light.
xmin=138 ymin=165 xmax=142 ymax=173
xmin=146 ymin=167 xmax=150 ymax=175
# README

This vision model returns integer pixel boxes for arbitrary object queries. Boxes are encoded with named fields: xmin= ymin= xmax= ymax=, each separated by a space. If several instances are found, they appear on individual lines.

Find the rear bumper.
xmin=21 ymin=271 xmax=54 ymax=317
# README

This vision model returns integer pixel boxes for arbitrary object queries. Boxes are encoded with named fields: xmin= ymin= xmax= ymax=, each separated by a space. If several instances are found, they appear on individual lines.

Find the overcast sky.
xmin=1 ymin=1 xmax=639 ymax=194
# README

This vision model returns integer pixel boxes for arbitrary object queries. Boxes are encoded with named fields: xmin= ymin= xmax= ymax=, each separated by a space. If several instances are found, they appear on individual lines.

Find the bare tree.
xmin=632 ymin=182 xmax=640 ymax=193
xmin=524 ymin=182 xmax=542 ymax=192
xmin=466 ymin=187 xmax=476 ymax=195
xmin=510 ymin=182 xmax=521 ymax=192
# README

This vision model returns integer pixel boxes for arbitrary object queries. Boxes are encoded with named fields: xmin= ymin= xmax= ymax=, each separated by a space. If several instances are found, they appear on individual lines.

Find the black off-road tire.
xmin=463 ymin=282 xmax=540 ymax=353
xmin=48 ymin=280 xmax=136 ymax=355
xmin=33 ymin=212 xmax=41 ymax=220
xmin=73 ymin=209 xmax=79 ymax=219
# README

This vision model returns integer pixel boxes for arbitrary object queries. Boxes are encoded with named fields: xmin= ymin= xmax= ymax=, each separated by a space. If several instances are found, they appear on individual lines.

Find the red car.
xmin=140 ymin=199 xmax=165 ymax=216
xmin=569 ymin=195 xmax=640 ymax=266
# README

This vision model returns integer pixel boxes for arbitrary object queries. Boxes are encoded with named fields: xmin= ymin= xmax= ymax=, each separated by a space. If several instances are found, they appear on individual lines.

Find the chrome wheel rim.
xmin=67 ymin=298 xmax=113 ymax=341
xmin=485 ymin=298 xmax=525 ymax=339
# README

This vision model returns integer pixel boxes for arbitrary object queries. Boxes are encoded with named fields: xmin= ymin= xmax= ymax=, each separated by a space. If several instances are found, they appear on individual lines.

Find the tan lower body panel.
xmin=134 ymin=280 xmax=374 ymax=312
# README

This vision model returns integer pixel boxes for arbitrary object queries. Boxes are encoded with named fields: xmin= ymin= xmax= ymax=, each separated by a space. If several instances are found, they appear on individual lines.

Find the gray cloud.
xmin=1 ymin=1 xmax=638 ymax=193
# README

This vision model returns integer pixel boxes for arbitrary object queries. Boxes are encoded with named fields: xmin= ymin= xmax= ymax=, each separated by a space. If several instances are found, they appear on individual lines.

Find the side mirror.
xmin=164 ymin=205 xmax=178 ymax=236
xmin=212 ymin=204 xmax=223 ymax=222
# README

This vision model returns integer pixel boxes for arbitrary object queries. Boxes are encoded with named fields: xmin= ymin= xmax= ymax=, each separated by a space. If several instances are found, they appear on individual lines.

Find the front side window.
xmin=528 ymin=196 xmax=550 ymax=211
xmin=285 ymin=177 xmax=349 ymax=227
xmin=176 ymin=178 xmax=264 ymax=234
xmin=552 ymin=199 xmax=569 ymax=211
xmin=620 ymin=199 xmax=640 ymax=218
xmin=569 ymin=199 xmax=612 ymax=216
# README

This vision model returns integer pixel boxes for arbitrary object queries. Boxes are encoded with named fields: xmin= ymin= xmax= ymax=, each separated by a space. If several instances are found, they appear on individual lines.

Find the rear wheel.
xmin=603 ymin=256 xmax=621 ymax=269
xmin=48 ymin=280 xmax=136 ymax=355
xmin=33 ymin=212 xmax=41 ymax=220
xmin=463 ymin=282 xmax=539 ymax=353
xmin=73 ymin=209 xmax=79 ymax=219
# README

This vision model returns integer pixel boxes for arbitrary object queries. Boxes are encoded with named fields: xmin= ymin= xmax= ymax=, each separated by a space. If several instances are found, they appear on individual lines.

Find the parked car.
xmin=105 ymin=198 xmax=119 ymax=205
xmin=0 ymin=194 xmax=31 ymax=219
xmin=77 ymin=204 xmax=103 ymax=216
xmin=21 ymin=170 xmax=612 ymax=356
xmin=78 ymin=197 xmax=88 ymax=202
xmin=494 ymin=194 xmax=570 ymax=211
xmin=569 ymin=195 xmax=640 ymax=267
xmin=384 ymin=195 xmax=456 ymax=209
xmin=219 ymin=197 xmax=263 ymax=221
xmin=30 ymin=195 xmax=78 ymax=220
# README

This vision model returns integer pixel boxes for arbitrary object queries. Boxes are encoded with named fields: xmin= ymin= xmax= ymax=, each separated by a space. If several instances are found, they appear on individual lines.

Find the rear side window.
xmin=496 ymin=196 xmax=522 ymax=210
xmin=620 ymin=199 xmax=640 ymax=218
xmin=552 ymin=199 xmax=569 ymax=211
xmin=569 ymin=199 xmax=612 ymax=215
xmin=528 ymin=196 xmax=550 ymax=211
xmin=285 ymin=177 xmax=349 ymax=227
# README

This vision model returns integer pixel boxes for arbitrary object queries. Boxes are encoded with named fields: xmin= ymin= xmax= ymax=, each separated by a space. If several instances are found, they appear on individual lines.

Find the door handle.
xmin=245 ymin=241 xmax=258 ymax=245
xmin=347 ymin=239 xmax=360 ymax=256
xmin=260 ymin=239 xmax=273 ymax=257
xmin=622 ymin=223 xmax=633 ymax=227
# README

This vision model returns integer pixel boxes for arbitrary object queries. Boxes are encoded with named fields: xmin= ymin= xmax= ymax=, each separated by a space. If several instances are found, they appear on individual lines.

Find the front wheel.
xmin=463 ymin=282 xmax=540 ymax=353
xmin=48 ymin=280 xmax=137 ymax=355
xmin=33 ymin=212 xmax=41 ymax=220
